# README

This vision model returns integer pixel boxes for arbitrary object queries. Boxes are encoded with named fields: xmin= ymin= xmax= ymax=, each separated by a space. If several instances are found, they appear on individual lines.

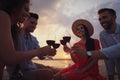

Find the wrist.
xmin=86 ymin=51 xmax=92 ymax=57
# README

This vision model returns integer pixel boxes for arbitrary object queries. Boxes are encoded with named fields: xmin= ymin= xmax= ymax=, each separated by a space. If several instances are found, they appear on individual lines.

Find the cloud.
xmin=30 ymin=0 xmax=58 ymax=11
xmin=31 ymin=0 xmax=120 ymax=45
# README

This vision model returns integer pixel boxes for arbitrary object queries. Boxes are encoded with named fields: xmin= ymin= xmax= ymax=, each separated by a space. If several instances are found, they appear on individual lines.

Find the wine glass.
xmin=63 ymin=36 xmax=71 ymax=43
xmin=46 ymin=40 xmax=55 ymax=46
xmin=52 ymin=43 xmax=60 ymax=49
xmin=46 ymin=40 xmax=55 ymax=60
xmin=60 ymin=36 xmax=71 ymax=45
xmin=62 ymin=36 xmax=71 ymax=47
xmin=60 ymin=40 xmax=67 ymax=45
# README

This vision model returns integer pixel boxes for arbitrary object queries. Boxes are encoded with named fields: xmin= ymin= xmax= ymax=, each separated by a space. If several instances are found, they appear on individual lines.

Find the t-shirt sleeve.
xmin=100 ymin=43 xmax=120 ymax=58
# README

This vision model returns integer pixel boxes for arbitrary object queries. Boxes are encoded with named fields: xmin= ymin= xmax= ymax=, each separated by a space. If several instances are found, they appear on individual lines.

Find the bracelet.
xmin=87 ymin=51 xmax=92 ymax=57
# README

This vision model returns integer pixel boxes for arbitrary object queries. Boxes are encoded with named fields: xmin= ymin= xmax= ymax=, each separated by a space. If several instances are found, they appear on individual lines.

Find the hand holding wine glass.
xmin=63 ymin=36 xmax=71 ymax=47
xmin=40 ymin=46 xmax=56 ymax=57
xmin=60 ymin=36 xmax=71 ymax=47
xmin=60 ymin=36 xmax=72 ymax=54
xmin=46 ymin=40 xmax=60 ymax=59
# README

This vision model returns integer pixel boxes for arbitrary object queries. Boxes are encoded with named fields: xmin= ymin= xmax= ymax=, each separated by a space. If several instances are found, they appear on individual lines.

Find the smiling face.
xmin=23 ymin=17 xmax=38 ymax=33
xmin=98 ymin=11 xmax=116 ymax=31
xmin=76 ymin=24 xmax=86 ymax=38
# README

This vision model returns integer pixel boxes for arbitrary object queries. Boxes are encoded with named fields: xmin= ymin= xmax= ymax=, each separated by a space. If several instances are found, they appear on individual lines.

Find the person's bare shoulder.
xmin=0 ymin=10 xmax=9 ymax=16
xmin=0 ymin=10 xmax=10 ymax=17
xmin=0 ymin=10 xmax=11 ymax=30
xmin=0 ymin=10 xmax=11 ymax=43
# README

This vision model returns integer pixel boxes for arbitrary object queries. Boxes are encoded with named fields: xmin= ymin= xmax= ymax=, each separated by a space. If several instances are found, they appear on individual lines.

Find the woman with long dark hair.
xmin=0 ymin=0 xmax=56 ymax=80
xmin=54 ymin=19 xmax=106 ymax=80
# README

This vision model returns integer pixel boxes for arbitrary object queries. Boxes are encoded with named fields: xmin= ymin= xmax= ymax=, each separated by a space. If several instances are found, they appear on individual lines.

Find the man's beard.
xmin=104 ymin=19 xmax=113 ymax=30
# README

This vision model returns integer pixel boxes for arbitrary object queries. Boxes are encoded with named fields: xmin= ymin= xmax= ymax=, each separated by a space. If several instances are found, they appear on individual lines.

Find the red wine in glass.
xmin=60 ymin=40 xmax=67 ymax=45
xmin=46 ymin=40 xmax=55 ymax=46
xmin=46 ymin=40 xmax=55 ymax=60
xmin=63 ymin=36 xmax=71 ymax=43
xmin=52 ymin=43 xmax=60 ymax=49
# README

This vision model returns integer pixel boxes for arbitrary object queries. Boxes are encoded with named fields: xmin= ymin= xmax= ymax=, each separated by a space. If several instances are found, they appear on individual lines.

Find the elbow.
xmin=0 ymin=58 xmax=19 ymax=65
xmin=1 ymin=60 xmax=14 ymax=65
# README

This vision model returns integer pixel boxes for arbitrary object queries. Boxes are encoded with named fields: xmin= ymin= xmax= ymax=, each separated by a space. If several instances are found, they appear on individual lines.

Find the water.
xmin=32 ymin=59 xmax=73 ymax=68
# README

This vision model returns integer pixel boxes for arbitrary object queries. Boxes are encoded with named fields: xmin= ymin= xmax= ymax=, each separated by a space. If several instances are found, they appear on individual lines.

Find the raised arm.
xmin=71 ymin=45 xmax=107 ymax=59
xmin=71 ymin=43 xmax=120 ymax=59
xmin=0 ymin=11 xmax=56 ymax=65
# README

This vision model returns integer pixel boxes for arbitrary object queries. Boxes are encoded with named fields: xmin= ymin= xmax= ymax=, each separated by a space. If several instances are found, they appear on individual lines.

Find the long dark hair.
xmin=0 ymin=0 xmax=30 ymax=46
xmin=0 ymin=0 xmax=30 ymax=15
xmin=11 ymin=23 xmax=21 ymax=48
xmin=82 ymin=25 xmax=95 ymax=51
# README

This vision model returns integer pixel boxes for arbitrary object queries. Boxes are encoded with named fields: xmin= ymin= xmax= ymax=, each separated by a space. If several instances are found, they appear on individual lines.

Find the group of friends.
xmin=0 ymin=0 xmax=120 ymax=80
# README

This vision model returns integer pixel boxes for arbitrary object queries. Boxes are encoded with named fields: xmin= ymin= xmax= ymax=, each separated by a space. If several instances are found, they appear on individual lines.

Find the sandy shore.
xmin=2 ymin=59 xmax=118 ymax=80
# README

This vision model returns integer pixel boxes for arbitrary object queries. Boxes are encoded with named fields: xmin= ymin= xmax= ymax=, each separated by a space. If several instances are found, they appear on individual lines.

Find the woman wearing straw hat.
xmin=54 ymin=19 xmax=106 ymax=80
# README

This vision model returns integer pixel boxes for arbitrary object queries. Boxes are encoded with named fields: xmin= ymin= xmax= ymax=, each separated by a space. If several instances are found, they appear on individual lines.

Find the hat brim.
xmin=72 ymin=19 xmax=94 ymax=38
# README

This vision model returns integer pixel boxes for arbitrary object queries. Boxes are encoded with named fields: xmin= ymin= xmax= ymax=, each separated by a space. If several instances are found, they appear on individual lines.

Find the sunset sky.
xmin=30 ymin=0 xmax=120 ymax=59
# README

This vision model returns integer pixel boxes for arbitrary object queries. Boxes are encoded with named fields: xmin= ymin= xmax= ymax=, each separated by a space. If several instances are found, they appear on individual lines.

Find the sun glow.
xmin=64 ymin=53 xmax=70 ymax=59
xmin=53 ymin=47 xmax=71 ymax=59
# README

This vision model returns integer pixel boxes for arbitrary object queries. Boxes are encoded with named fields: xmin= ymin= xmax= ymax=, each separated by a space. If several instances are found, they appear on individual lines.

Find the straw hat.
xmin=72 ymin=19 xmax=94 ymax=37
